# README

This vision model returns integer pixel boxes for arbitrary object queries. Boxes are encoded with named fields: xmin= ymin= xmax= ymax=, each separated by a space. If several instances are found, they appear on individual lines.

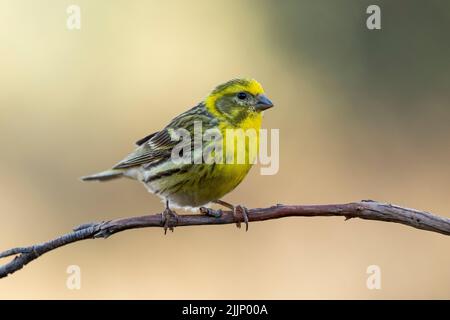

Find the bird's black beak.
xmin=255 ymin=94 xmax=274 ymax=111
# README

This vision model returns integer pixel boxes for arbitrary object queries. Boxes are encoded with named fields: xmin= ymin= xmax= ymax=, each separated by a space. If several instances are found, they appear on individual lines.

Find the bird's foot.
xmin=233 ymin=205 xmax=249 ymax=231
xmin=200 ymin=207 xmax=223 ymax=218
xmin=161 ymin=207 xmax=179 ymax=234
xmin=213 ymin=200 xmax=250 ymax=231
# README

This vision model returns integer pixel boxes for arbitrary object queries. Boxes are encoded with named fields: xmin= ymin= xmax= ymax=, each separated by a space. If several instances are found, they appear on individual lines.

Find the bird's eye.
xmin=237 ymin=92 xmax=248 ymax=100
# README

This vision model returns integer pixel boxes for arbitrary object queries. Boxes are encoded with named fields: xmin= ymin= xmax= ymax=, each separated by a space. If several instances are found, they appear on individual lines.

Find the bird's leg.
xmin=161 ymin=200 xmax=178 ymax=234
xmin=199 ymin=206 xmax=223 ymax=218
xmin=213 ymin=200 xmax=249 ymax=231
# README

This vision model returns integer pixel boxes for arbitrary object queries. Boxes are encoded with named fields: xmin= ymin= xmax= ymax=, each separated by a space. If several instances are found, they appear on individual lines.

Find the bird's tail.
xmin=80 ymin=169 xmax=124 ymax=182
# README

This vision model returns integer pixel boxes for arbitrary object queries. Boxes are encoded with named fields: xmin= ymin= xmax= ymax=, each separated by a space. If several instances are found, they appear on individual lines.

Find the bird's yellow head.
xmin=205 ymin=78 xmax=274 ymax=126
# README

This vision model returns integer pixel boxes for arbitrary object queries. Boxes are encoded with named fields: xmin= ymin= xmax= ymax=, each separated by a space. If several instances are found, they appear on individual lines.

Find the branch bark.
xmin=1 ymin=200 xmax=449 ymax=279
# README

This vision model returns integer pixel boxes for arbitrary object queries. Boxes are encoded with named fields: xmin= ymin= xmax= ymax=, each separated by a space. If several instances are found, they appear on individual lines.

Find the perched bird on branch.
xmin=81 ymin=78 xmax=274 ymax=232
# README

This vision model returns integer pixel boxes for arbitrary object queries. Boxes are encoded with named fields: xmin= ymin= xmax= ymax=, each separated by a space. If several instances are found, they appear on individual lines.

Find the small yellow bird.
xmin=82 ymin=78 xmax=274 ymax=232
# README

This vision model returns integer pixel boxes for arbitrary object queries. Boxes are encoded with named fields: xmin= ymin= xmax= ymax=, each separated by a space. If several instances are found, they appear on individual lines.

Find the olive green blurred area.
xmin=1 ymin=0 xmax=449 ymax=299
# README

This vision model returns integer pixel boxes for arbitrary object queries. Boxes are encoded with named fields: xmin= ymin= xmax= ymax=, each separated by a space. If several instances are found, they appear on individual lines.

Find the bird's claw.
xmin=211 ymin=200 xmax=250 ymax=231
xmin=233 ymin=205 xmax=249 ymax=231
xmin=161 ymin=208 xmax=178 ymax=234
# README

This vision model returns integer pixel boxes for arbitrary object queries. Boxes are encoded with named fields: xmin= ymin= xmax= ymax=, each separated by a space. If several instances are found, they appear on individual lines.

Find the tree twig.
xmin=1 ymin=200 xmax=449 ymax=279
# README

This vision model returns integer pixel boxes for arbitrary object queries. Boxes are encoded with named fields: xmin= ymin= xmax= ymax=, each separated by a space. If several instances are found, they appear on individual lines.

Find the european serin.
xmin=82 ymin=78 xmax=274 ymax=231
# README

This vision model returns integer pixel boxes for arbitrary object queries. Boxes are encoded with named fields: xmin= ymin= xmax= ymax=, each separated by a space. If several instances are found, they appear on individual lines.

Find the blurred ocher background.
xmin=0 ymin=0 xmax=449 ymax=299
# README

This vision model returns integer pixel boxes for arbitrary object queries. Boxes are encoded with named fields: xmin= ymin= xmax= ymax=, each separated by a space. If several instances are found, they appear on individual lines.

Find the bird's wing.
xmin=135 ymin=132 xmax=158 ymax=146
xmin=113 ymin=103 xmax=214 ymax=169
xmin=113 ymin=129 xmax=176 ymax=169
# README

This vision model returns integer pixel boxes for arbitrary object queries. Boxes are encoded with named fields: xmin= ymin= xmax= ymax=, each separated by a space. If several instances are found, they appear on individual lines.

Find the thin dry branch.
xmin=1 ymin=200 xmax=449 ymax=279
